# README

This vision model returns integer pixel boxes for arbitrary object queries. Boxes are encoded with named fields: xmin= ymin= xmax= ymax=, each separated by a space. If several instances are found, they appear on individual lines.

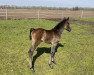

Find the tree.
xmin=73 ymin=7 xmax=79 ymax=11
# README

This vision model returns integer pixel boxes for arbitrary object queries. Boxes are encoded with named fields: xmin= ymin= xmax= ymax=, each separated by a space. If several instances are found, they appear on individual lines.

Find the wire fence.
xmin=0 ymin=9 xmax=94 ymax=20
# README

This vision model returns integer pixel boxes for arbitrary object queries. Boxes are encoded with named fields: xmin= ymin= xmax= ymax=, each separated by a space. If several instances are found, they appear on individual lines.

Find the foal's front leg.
xmin=49 ymin=43 xmax=57 ymax=69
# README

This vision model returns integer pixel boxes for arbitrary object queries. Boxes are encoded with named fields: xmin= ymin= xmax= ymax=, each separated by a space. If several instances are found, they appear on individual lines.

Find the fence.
xmin=0 ymin=9 xmax=94 ymax=20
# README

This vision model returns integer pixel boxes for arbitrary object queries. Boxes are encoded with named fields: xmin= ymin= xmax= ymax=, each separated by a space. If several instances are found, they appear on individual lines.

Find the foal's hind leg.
xmin=28 ymin=40 xmax=40 ymax=72
xmin=28 ymin=45 xmax=35 ymax=72
xmin=49 ymin=43 xmax=57 ymax=69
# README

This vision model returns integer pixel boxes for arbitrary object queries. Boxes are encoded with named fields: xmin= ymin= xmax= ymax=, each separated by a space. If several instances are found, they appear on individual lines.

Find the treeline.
xmin=0 ymin=5 xmax=94 ymax=11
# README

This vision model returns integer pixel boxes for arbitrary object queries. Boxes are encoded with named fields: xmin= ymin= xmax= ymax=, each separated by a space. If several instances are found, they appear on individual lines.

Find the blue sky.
xmin=0 ymin=0 xmax=94 ymax=8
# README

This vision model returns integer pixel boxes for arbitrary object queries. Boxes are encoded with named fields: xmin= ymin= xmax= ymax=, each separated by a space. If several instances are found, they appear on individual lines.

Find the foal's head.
xmin=64 ymin=17 xmax=71 ymax=32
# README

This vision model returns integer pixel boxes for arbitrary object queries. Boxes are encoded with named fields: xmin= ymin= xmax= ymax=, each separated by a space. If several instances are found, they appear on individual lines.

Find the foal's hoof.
xmin=52 ymin=61 xmax=56 ymax=64
xmin=49 ymin=64 xmax=53 ymax=69
xmin=30 ymin=68 xmax=35 ymax=72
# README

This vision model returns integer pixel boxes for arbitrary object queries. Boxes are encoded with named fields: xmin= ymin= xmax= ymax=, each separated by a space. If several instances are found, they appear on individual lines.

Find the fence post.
xmin=6 ymin=8 xmax=8 ymax=20
xmin=38 ymin=10 xmax=40 ymax=19
xmin=81 ymin=11 xmax=83 ymax=18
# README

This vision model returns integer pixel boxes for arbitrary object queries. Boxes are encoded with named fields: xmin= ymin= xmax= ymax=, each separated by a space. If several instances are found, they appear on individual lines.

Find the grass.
xmin=74 ymin=18 xmax=94 ymax=22
xmin=0 ymin=19 xmax=94 ymax=75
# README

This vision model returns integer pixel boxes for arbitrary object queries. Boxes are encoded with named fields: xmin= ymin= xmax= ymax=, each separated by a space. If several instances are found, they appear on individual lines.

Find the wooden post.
xmin=81 ymin=11 xmax=83 ymax=18
xmin=38 ymin=10 xmax=40 ymax=19
xmin=6 ymin=8 xmax=8 ymax=20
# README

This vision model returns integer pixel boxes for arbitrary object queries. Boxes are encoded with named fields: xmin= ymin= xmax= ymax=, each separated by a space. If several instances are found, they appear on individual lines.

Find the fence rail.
xmin=0 ymin=9 xmax=94 ymax=20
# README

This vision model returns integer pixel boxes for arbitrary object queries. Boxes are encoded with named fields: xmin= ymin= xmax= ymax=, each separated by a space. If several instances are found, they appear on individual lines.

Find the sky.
xmin=0 ymin=0 xmax=94 ymax=8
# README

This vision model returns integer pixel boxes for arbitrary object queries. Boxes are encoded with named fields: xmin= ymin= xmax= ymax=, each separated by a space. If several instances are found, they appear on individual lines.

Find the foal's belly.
xmin=41 ymin=34 xmax=60 ymax=44
xmin=41 ymin=31 xmax=53 ymax=44
xmin=41 ymin=35 xmax=52 ymax=44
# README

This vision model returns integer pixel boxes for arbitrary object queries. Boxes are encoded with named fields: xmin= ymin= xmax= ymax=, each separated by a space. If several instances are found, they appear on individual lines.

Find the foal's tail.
xmin=30 ymin=28 xmax=35 ymax=40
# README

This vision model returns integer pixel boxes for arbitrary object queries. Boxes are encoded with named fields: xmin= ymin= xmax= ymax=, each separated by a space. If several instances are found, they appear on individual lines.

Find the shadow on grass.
xmin=32 ymin=43 xmax=64 ymax=68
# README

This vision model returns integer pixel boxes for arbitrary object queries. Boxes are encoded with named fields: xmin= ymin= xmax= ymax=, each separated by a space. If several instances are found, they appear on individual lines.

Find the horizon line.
xmin=0 ymin=5 xmax=94 ymax=8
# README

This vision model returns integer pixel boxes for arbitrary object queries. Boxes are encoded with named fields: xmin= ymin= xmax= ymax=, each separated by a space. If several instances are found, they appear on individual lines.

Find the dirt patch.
xmin=70 ymin=19 xmax=94 ymax=26
xmin=46 ymin=18 xmax=94 ymax=26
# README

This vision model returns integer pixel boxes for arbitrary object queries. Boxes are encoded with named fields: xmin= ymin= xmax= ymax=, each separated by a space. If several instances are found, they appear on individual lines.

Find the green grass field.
xmin=74 ymin=18 xmax=94 ymax=22
xmin=0 ymin=19 xmax=94 ymax=75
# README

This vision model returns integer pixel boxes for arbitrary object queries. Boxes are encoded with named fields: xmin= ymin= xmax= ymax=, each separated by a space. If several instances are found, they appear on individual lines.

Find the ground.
xmin=0 ymin=19 xmax=94 ymax=75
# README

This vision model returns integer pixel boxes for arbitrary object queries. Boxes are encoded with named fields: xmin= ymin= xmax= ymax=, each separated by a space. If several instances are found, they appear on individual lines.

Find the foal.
xmin=28 ymin=17 xmax=71 ymax=72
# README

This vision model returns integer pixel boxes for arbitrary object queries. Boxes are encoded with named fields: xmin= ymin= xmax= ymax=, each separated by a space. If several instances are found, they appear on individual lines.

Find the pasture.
xmin=74 ymin=18 xmax=94 ymax=22
xmin=0 ymin=19 xmax=94 ymax=75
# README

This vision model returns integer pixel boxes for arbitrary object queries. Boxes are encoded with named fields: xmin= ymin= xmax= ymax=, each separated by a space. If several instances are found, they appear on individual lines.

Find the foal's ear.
xmin=67 ymin=17 xmax=69 ymax=21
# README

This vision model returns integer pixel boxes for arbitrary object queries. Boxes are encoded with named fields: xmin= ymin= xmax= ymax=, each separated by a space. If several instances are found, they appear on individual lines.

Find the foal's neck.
xmin=52 ymin=21 xmax=65 ymax=35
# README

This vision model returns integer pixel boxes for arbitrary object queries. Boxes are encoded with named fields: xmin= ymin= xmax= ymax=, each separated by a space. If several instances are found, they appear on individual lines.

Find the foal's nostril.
xmin=68 ymin=28 xmax=71 ymax=32
xmin=69 ymin=29 xmax=71 ymax=32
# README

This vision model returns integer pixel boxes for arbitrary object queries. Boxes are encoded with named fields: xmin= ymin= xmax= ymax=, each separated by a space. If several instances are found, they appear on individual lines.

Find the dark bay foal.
xmin=28 ymin=17 xmax=71 ymax=72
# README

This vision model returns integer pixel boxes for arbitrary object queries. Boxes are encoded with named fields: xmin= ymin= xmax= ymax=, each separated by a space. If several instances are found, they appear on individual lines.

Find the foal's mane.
xmin=52 ymin=18 xmax=66 ymax=30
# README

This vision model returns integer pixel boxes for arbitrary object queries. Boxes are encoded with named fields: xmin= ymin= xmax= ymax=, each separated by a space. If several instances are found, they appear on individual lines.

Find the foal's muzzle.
xmin=66 ymin=28 xmax=71 ymax=32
